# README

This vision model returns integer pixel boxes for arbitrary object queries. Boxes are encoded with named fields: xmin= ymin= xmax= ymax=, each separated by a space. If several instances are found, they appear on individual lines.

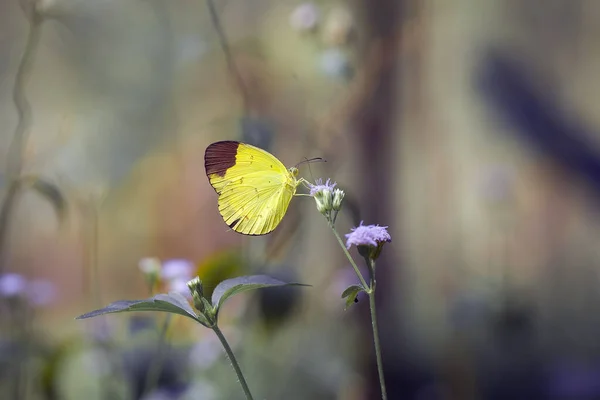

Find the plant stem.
xmin=212 ymin=325 xmax=254 ymax=400
xmin=328 ymin=221 xmax=388 ymax=399
xmin=328 ymin=223 xmax=369 ymax=290
xmin=204 ymin=0 xmax=249 ymax=108
xmin=368 ymin=274 xmax=388 ymax=400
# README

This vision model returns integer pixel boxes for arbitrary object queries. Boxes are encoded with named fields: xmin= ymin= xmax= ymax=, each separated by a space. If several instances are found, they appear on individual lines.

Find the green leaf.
xmin=211 ymin=275 xmax=309 ymax=314
xmin=341 ymin=285 xmax=365 ymax=310
xmin=75 ymin=292 xmax=204 ymax=325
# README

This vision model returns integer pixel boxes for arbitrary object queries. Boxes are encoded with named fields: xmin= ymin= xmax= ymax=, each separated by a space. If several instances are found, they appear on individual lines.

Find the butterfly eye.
xmin=289 ymin=167 xmax=299 ymax=177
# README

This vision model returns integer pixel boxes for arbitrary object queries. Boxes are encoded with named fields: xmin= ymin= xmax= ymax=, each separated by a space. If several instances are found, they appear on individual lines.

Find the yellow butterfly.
xmin=204 ymin=141 xmax=310 ymax=235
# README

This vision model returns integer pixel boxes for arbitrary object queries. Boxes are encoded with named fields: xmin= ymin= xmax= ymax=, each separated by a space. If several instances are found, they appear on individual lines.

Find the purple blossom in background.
xmin=345 ymin=222 xmax=391 ymax=249
xmin=0 ymin=273 xmax=27 ymax=297
xmin=160 ymin=259 xmax=194 ymax=282
xmin=27 ymin=279 xmax=57 ymax=306
xmin=309 ymin=178 xmax=337 ymax=196
xmin=167 ymin=278 xmax=192 ymax=297
xmin=289 ymin=2 xmax=320 ymax=32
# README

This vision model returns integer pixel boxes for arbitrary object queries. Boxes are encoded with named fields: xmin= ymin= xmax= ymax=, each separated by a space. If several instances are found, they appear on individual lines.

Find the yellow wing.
xmin=204 ymin=141 xmax=298 ymax=235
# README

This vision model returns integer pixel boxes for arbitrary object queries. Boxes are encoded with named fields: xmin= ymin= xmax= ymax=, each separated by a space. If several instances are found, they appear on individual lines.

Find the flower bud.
xmin=187 ymin=277 xmax=205 ymax=312
xmin=332 ymin=188 xmax=345 ymax=211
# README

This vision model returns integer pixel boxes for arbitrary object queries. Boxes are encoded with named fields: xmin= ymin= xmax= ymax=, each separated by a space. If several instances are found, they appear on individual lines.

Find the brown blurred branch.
xmin=205 ymin=0 xmax=250 ymax=109
xmin=0 ymin=3 xmax=43 ymax=274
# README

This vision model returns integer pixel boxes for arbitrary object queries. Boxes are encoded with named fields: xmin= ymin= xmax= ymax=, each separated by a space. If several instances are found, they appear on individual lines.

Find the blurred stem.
xmin=204 ymin=0 xmax=249 ymax=108
xmin=212 ymin=325 xmax=254 ymax=400
xmin=0 ymin=7 xmax=43 ymax=274
xmin=142 ymin=314 xmax=173 ymax=397
xmin=328 ymin=222 xmax=369 ymax=290
xmin=368 ymin=263 xmax=388 ymax=400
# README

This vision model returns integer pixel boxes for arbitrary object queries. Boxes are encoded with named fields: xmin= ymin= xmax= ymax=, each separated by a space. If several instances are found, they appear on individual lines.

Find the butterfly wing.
xmin=204 ymin=141 xmax=297 ymax=235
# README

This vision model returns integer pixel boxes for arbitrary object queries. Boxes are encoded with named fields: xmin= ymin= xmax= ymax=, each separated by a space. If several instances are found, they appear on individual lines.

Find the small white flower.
xmin=138 ymin=257 xmax=161 ymax=276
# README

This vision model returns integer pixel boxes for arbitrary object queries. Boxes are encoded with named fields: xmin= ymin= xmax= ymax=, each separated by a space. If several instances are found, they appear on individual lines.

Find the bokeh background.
xmin=2 ymin=0 xmax=600 ymax=399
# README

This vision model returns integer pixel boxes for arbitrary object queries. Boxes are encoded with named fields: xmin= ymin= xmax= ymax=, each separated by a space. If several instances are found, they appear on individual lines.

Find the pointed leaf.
xmin=76 ymin=292 xmax=202 ymax=324
xmin=212 ymin=275 xmax=309 ymax=312
xmin=341 ymin=285 xmax=365 ymax=310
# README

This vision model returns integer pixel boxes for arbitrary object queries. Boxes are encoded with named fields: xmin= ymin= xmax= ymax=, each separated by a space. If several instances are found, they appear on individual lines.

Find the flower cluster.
xmin=345 ymin=222 xmax=391 ymax=261
xmin=309 ymin=178 xmax=345 ymax=223
xmin=0 ymin=273 xmax=56 ymax=307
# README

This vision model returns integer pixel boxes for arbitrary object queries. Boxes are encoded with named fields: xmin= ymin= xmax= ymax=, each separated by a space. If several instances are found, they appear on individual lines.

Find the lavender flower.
xmin=160 ymin=259 xmax=194 ymax=281
xmin=309 ymin=178 xmax=338 ymax=217
xmin=0 ymin=273 xmax=27 ymax=298
xmin=309 ymin=178 xmax=337 ymax=196
xmin=26 ymin=279 xmax=57 ymax=306
xmin=345 ymin=222 xmax=391 ymax=261
xmin=289 ymin=2 xmax=320 ymax=32
xmin=168 ymin=278 xmax=193 ymax=298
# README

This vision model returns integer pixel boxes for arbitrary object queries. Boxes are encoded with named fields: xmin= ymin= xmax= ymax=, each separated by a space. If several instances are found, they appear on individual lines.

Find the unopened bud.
xmin=187 ymin=277 xmax=205 ymax=312
xmin=332 ymin=188 xmax=345 ymax=211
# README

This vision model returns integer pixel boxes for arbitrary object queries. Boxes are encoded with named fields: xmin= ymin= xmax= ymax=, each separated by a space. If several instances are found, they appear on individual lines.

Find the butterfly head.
xmin=288 ymin=167 xmax=299 ymax=177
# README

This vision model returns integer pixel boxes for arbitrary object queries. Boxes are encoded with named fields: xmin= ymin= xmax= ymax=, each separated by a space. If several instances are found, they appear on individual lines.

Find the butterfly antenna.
xmin=295 ymin=157 xmax=325 ymax=181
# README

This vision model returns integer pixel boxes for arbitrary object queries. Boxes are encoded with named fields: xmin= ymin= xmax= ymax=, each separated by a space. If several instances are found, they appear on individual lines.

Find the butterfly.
xmin=204 ymin=141 xmax=312 ymax=235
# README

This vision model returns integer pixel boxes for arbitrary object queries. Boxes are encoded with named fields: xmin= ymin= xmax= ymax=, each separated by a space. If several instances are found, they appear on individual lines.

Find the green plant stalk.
xmin=142 ymin=314 xmax=173 ymax=397
xmin=368 ymin=269 xmax=388 ymax=400
xmin=328 ymin=223 xmax=369 ymax=290
xmin=212 ymin=325 xmax=254 ymax=400
xmin=329 ymin=223 xmax=388 ymax=399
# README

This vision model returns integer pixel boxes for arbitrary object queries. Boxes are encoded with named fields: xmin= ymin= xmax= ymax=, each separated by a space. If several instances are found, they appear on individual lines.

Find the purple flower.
xmin=0 ymin=273 xmax=27 ymax=298
xmin=345 ymin=222 xmax=391 ymax=248
xmin=309 ymin=178 xmax=336 ymax=196
xmin=345 ymin=222 xmax=391 ymax=260
xmin=27 ymin=279 xmax=57 ymax=306
xmin=160 ymin=259 xmax=194 ymax=282
xmin=289 ymin=2 xmax=320 ymax=32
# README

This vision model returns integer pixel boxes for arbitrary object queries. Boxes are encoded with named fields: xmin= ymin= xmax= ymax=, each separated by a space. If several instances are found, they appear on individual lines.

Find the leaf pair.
xmin=76 ymin=275 xmax=308 ymax=326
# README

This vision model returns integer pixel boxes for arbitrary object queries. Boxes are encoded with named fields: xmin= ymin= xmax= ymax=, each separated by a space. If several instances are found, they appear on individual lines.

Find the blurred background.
xmin=2 ymin=0 xmax=600 ymax=398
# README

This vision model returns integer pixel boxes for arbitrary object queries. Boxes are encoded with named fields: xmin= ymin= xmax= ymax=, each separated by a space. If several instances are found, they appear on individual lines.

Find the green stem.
xmin=212 ymin=325 xmax=254 ymax=400
xmin=368 ymin=274 xmax=388 ymax=400
xmin=328 ymin=223 xmax=369 ymax=290
xmin=328 ymin=221 xmax=388 ymax=399
xmin=142 ymin=314 xmax=173 ymax=397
